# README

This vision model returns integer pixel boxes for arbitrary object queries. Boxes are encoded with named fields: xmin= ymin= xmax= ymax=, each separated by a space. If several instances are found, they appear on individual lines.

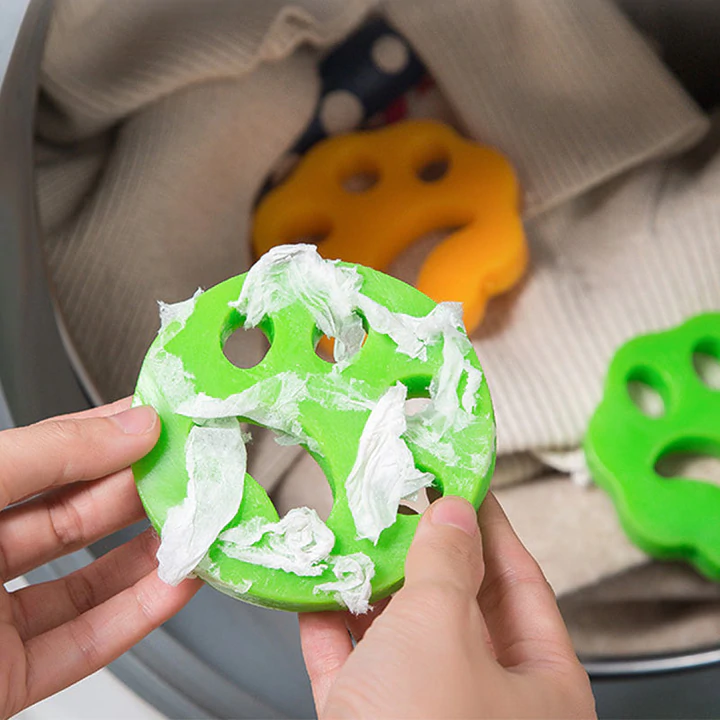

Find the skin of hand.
xmin=0 ymin=398 xmax=202 ymax=719
xmin=300 ymin=494 xmax=597 ymax=719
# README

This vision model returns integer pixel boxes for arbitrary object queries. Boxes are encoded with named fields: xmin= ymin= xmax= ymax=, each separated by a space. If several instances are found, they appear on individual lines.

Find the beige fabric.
xmin=493 ymin=479 xmax=648 ymax=598
xmin=39 ymin=0 xmax=377 ymax=141
xmin=491 ymin=453 xmax=548 ymax=489
xmin=35 ymin=0 xmax=720 ymax=659
xmin=562 ymin=594 xmax=720 ymax=657
xmin=37 ymin=0 xmax=376 ymax=401
xmin=475 ymin=140 xmax=720 ymax=456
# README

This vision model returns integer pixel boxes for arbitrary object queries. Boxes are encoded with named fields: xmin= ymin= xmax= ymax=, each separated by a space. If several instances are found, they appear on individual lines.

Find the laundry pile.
xmin=35 ymin=0 xmax=720 ymax=656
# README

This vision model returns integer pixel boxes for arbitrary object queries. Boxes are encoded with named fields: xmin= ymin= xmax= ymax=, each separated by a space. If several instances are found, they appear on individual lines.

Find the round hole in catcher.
xmin=416 ymin=155 xmax=450 ymax=183
xmin=693 ymin=339 xmax=720 ymax=390
xmin=314 ymin=332 xmax=368 ymax=363
xmin=341 ymin=169 xmax=380 ymax=193
xmin=320 ymin=89 xmax=364 ymax=135
xmin=314 ymin=316 xmax=369 ymax=364
xmin=626 ymin=367 xmax=667 ymax=418
xmin=223 ymin=325 xmax=270 ymax=370
xmin=371 ymin=34 xmax=410 ymax=75
xmin=402 ymin=376 xmax=432 ymax=417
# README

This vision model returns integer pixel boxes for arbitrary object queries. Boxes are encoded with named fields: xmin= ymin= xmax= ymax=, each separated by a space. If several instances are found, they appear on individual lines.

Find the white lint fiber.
xmin=219 ymin=509 xmax=376 ymax=613
xmin=176 ymin=372 xmax=319 ymax=452
xmin=358 ymin=295 xmax=490 ymax=471
xmin=357 ymin=298 xmax=464 ymax=361
xmin=314 ymin=553 xmax=375 ymax=614
xmin=157 ymin=417 xmax=247 ymax=585
xmin=345 ymin=383 xmax=434 ymax=543
xmin=308 ymin=375 xmax=375 ymax=412
xmin=230 ymin=244 xmax=366 ymax=365
xmin=404 ymin=328 xmax=490 ymax=474
xmin=135 ymin=289 xmax=203 ymax=411
xmin=198 ymin=558 xmax=253 ymax=595
xmin=158 ymin=288 xmax=203 ymax=337
xmin=219 ymin=507 xmax=334 ymax=576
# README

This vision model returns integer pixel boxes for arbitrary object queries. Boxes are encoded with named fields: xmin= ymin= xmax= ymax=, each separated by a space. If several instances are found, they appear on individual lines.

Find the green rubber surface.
xmin=585 ymin=313 xmax=720 ymax=580
xmin=133 ymin=263 xmax=495 ymax=611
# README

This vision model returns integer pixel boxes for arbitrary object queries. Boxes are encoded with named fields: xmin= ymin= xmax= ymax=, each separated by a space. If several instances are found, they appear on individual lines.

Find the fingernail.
xmin=112 ymin=405 xmax=157 ymax=434
xmin=429 ymin=496 xmax=478 ymax=537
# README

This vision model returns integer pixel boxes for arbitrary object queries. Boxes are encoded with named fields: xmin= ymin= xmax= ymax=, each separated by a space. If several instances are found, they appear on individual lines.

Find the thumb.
xmin=403 ymin=495 xmax=485 ymax=597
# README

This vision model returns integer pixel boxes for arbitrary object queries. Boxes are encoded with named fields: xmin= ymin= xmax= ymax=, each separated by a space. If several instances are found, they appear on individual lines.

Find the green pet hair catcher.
xmin=132 ymin=245 xmax=496 ymax=613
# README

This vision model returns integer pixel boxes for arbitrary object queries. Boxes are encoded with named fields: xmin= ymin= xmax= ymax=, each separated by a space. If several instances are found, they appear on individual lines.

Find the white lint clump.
xmin=135 ymin=289 xmax=203 ymax=411
xmin=219 ymin=507 xmax=334 ymax=576
xmin=315 ymin=553 xmax=376 ymax=614
xmin=158 ymin=288 xmax=203 ymax=337
xmin=219 ymin=509 xmax=375 ymax=613
xmin=231 ymin=244 xmax=366 ymax=365
xmin=176 ymin=372 xmax=319 ymax=452
xmin=198 ymin=557 xmax=253 ymax=595
xmin=357 ymin=298 xmax=464 ymax=362
xmin=404 ymin=328 xmax=490 ymax=475
xmin=157 ymin=417 xmax=247 ymax=585
xmin=345 ymin=383 xmax=435 ymax=544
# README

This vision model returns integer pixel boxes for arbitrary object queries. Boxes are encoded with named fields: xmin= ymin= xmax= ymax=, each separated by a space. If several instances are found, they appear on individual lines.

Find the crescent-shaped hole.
xmin=693 ymin=338 xmax=720 ymax=390
xmin=269 ymin=446 xmax=334 ymax=522
xmin=654 ymin=439 xmax=720 ymax=488
xmin=341 ymin=169 xmax=380 ymax=193
xmin=626 ymin=366 xmax=668 ymax=418
xmin=222 ymin=325 xmax=271 ymax=370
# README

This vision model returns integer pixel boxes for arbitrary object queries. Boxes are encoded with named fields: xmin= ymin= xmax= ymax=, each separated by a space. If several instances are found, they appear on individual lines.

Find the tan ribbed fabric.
xmin=386 ymin=0 xmax=708 ymax=217
xmin=39 ymin=0 xmax=378 ymax=141
xmin=37 ymin=0 xmax=376 ymax=403
xmin=476 ymin=140 xmax=720 ymax=455
xmin=562 ymin=592 xmax=720 ymax=656
xmin=35 ymin=0 xmax=720 ymax=659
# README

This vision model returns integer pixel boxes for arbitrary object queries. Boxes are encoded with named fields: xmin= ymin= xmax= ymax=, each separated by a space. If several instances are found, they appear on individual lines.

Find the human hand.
xmin=0 ymin=399 xmax=202 ymax=719
xmin=300 ymin=493 xmax=596 ymax=719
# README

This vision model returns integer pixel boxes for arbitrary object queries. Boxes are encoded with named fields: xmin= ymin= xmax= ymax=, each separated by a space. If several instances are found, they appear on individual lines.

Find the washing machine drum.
xmin=3 ymin=1 xmax=720 ymax=717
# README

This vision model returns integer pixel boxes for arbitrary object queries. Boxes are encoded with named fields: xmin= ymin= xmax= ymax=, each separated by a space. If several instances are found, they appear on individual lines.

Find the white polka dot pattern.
xmin=319 ymin=90 xmax=365 ymax=135
xmin=371 ymin=34 xmax=410 ymax=75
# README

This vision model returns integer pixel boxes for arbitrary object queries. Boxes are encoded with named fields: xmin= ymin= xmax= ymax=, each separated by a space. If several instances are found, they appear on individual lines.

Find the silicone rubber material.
xmin=133 ymin=263 xmax=496 ymax=611
xmin=585 ymin=313 xmax=720 ymax=580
